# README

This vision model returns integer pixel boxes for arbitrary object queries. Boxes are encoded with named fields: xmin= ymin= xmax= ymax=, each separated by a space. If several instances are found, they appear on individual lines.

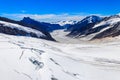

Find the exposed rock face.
xmin=67 ymin=15 xmax=120 ymax=40
xmin=67 ymin=15 xmax=102 ymax=37
xmin=0 ymin=24 xmax=52 ymax=40
xmin=21 ymin=17 xmax=64 ymax=32
xmin=20 ymin=17 xmax=56 ymax=41
xmin=92 ymin=22 xmax=120 ymax=39
xmin=0 ymin=17 xmax=55 ymax=41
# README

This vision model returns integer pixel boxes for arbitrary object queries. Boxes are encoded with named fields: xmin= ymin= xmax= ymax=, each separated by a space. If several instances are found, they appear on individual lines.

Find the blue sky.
xmin=0 ymin=0 xmax=120 ymax=22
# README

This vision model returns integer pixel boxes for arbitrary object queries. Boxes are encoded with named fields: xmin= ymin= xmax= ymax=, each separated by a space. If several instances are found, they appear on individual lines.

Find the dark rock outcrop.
xmin=21 ymin=17 xmax=63 ymax=32
xmin=0 ymin=17 xmax=55 ymax=41
xmin=67 ymin=15 xmax=102 ymax=37
xmin=92 ymin=22 xmax=120 ymax=39
xmin=67 ymin=14 xmax=120 ymax=40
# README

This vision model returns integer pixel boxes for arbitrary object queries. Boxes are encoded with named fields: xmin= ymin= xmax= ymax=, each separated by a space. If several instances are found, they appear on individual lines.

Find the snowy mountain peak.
xmin=67 ymin=14 xmax=120 ymax=40
xmin=93 ymin=15 xmax=120 ymax=28
xmin=78 ymin=15 xmax=102 ymax=24
xmin=54 ymin=20 xmax=78 ymax=26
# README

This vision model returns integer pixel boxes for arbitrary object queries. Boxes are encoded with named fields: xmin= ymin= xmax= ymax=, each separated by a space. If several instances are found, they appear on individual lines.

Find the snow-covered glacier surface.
xmin=1 ymin=33 xmax=120 ymax=80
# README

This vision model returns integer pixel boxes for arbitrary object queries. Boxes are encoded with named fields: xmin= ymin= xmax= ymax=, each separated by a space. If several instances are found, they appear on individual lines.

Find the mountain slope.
xmin=67 ymin=15 xmax=120 ymax=40
xmin=21 ymin=17 xmax=63 ymax=32
xmin=67 ymin=15 xmax=102 ymax=36
xmin=82 ymin=15 xmax=120 ymax=40
xmin=0 ymin=17 xmax=55 ymax=41
xmin=91 ymin=15 xmax=120 ymax=39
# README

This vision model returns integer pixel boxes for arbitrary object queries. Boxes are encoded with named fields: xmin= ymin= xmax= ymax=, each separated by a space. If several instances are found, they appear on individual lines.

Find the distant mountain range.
xmin=0 ymin=14 xmax=120 ymax=41
xmin=21 ymin=17 xmax=64 ymax=32
xmin=53 ymin=20 xmax=77 ymax=26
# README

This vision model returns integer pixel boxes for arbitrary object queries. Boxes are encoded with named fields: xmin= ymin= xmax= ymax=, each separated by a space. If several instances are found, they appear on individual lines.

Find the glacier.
xmin=1 ymin=33 xmax=120 ymax=80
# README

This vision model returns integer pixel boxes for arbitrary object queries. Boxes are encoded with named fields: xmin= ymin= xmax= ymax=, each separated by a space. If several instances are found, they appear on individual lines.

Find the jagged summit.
xmin=67 ymin=14 xmax=120 ymax=40
xmin=67 ymin=15 xmax=102 ymax=36
xmin=21 ymin=17 xmax=64 ymax=32
xmin=77 ymin=15 xmax=102 ymax=24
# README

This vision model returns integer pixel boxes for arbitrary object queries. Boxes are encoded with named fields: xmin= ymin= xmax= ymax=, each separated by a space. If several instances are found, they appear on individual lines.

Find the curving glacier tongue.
xmin=1 ymin=33 xmax=120 ymax=80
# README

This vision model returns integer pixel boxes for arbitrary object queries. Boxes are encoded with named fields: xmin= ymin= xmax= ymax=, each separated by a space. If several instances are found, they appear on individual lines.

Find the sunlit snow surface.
xmin=0 ymin=21 xmax=45 ymax=37
xmin=1 ymin=33 xmax=120 ymax=80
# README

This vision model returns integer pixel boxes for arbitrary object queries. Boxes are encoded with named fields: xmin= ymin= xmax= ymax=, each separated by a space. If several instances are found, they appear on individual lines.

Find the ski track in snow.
xmin=1 ymin=33 xmax=120 ymax=80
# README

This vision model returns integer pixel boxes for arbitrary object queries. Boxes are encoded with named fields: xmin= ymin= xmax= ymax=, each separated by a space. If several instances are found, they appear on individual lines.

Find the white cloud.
xmin=1 ymin=13 xmax=105 ymax=22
